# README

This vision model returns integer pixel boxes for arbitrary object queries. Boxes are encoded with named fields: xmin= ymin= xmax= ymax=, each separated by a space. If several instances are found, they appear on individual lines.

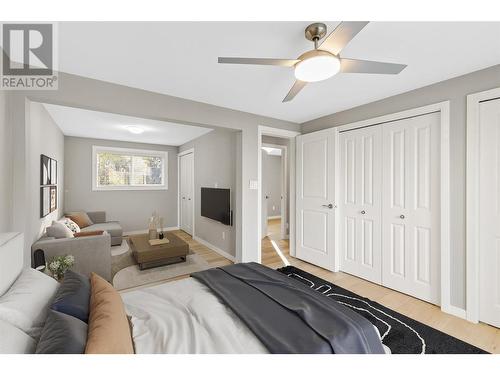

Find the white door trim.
xmin=258 ymin=126 xmax=300 ymax=263
xmin=335 ymin=101 xmax=451 ymax=314
xmin=262 ymin=142 xmax=288 ymax=240
xmin=466 ymin=86 xmax=500 ymax=323
xmin=177 ymin=148 xmax=195 ymax=237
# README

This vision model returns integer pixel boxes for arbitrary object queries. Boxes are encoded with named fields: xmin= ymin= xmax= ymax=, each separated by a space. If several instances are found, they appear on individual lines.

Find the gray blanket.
xmin=191 ymin=262 xmax=384 ymax=354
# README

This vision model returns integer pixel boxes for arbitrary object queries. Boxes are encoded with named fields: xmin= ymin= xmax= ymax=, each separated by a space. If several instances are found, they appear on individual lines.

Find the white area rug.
xmin=112 ymin=253 xmax=210 ymax=290
xmin=111 ymin=240 xmax=130 ymax=256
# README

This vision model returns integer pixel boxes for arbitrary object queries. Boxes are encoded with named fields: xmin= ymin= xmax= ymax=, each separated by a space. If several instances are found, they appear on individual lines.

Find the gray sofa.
xmin=32 ymin=231 xmax=112 ymax=281
xmin=80 ymin=211 xmax=123 ymax=246
xmin=30 ymin=211 xmax=123 ymax=281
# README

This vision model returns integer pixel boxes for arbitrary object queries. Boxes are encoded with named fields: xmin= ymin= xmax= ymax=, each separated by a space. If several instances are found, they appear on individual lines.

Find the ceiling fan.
xmin=218 ymin=22 xmax=407 ymax=102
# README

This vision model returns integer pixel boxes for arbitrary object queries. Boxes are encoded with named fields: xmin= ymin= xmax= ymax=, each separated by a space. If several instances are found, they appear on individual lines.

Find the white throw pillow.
xmin=46 ymin=221 xmax=74 ymax=239
xmin=0 ymin=268 xmax=59 ymax=340
xmin=0 ymin=319 xmax=36 ymax=354
xmin=58 ymin=218 xmax=81 ymax=234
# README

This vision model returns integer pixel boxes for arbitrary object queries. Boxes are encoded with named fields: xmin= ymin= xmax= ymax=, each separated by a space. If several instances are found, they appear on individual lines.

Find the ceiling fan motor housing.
xmin=304 ymin=23 xmax=327 ymax=44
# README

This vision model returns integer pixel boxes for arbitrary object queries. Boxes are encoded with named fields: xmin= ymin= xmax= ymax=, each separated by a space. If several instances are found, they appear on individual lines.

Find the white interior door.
xmin=381 ymin=112 xmax=440 ymax=304
xmin=180 ymin=152 xmax=194 ymax=235
xmin=478 ymin=98 xmax=500 ymax=328
xmin=339 ymin=126 xmax=382 ymax=284
xmin=296 ymin=128 xmax=336 ymax=270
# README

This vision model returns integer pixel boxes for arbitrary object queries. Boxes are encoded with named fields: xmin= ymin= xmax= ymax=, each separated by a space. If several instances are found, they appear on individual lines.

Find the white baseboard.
xmin=441 ymin=304 xmax=467 ymax=319
xmin=193 ymin=235 xmax=236 ymax=262
xmin=267 ymin=215 xmax=281 ymax=220
xmin=123 ymin=227 xmax=179 ymax=236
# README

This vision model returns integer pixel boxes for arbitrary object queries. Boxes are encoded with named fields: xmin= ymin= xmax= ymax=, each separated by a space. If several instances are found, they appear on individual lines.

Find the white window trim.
xmin=92 ymin=145 xmax=168 ymax=191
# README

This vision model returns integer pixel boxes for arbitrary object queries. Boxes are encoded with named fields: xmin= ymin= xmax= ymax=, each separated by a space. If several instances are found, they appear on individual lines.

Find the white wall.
xmin=64 ymin=136 xmax=178 ymax=232
xmin=301 ymin=63 xmax=500 ymax=310
xmin=0 ymin=91 xmax=13 ymax=232
xmin=28 ymin=102 xmax=65 ymax=249
xmin=179 ymin=129 xmax=237 ymax=257
xmin=262 ymin=150 xmax=282 ymax=217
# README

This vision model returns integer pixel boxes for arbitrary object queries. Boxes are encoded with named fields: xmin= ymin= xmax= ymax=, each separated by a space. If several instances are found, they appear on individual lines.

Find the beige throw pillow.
xmin=66 ymin=212 xmax=93 ymax=229
xmin=85 ymin=273 xmax=134 ymax=354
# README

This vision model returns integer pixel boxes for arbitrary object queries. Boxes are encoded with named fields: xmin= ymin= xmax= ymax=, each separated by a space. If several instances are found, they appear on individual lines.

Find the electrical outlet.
xmin=222 ymin=231 xmax=225 ymax=240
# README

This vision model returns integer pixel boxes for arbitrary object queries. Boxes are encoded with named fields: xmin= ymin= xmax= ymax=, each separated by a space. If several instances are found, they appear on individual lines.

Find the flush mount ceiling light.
xmin=218 ymin=22 xmax=407 ymax=102
xmin=126 ymin=126 xmax=145 ymax=134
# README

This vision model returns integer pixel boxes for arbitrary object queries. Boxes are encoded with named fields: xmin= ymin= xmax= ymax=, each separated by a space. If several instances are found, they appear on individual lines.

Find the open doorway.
xmin=261 ymin=143 xmax=287 ymax=240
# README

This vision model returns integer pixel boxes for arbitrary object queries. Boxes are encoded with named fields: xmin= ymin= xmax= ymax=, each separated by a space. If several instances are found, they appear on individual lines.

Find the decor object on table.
xmin=33 ymin=249 xmax=46 ymax=271
xmin=148 ymin=238 xmax=170 ymax=246
xmin=148 ymin=211 xmax=159 ymax=240
xmin=158 ymin=217 xmax=164 ymax=239
xmin=48 ymin=255 xmax=75 ymax=281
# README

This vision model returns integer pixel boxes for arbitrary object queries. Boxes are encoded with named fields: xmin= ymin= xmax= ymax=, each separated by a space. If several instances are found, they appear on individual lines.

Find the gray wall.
xmin=28 ymin=103 xmax=65 ymax=247
xmin=179 ymin=129 xmax=237 ymax=257
xmin=64 ymin=137 xmax=178 ymax=232
xmin=9 ymin=73 xmax=299 ymax=264
xmin=0 ymin=91 xmax=13 ymax=233
xmin=262 ymin=150 xmax=282 ymax=217
xmin=302 ymin=63 xmax=500 ymax=310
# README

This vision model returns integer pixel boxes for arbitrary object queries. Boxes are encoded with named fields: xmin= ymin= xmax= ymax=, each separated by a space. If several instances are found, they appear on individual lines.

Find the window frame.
xmin=92 ymin=145 xmax=168 ymax=191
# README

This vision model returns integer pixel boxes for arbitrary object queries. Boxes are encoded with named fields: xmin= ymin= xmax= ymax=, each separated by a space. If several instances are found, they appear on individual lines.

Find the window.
xmin=92 ymin=146 xmax=168 ymax=191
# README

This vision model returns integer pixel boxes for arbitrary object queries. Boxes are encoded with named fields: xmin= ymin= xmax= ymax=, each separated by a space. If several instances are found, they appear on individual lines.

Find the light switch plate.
xmin=249 ymin=180 xmax=258 ymax=190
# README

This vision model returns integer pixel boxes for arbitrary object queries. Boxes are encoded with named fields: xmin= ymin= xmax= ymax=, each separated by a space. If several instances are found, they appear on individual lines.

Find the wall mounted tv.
xmin=201 ymin=187 xmax=231 ymax=226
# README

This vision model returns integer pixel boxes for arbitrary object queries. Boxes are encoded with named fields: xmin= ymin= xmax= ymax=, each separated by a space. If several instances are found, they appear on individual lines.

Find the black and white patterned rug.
xmin=277 ymin=266 xmax=487 ymax=354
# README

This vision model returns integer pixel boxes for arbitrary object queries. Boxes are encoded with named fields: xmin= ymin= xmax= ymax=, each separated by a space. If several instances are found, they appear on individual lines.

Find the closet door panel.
xmin=340 ymin=126 xmax=382 ymax=284
xmin=382 ymin=112 xmax=440 ymax=304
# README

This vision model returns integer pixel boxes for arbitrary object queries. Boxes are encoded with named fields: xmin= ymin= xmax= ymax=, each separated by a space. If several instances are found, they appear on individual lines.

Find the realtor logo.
xmin=1 ymin=23 xmax=58 ymax=90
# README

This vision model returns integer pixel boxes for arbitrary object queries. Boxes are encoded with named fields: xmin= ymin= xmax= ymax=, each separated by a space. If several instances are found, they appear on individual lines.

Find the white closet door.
xmin=296 ymin=128 xmax=336 ymax=270
xmin=381 ymin=112 xmax=440 ymax=304
xmin=478 ymin=98 xmax=500 ymax=328
xmin=340 ymin=126 xmax=382 ymax=283
xmin=180 ymin=152 xmax=194 ymax=235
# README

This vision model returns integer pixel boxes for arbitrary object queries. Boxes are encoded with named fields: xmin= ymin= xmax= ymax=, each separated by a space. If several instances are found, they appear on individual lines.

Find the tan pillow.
xmin=74 ymin=230 xmax=104 ymax=238
xmin=85 ymin=273 xmax=134 ymax=354
xmin=66 ymin=212 xmax=93 ymax=229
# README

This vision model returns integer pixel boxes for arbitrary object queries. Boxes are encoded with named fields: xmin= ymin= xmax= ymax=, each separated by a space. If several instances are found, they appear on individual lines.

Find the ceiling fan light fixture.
xmin=294 ymin=50 xmax=340 ymax=83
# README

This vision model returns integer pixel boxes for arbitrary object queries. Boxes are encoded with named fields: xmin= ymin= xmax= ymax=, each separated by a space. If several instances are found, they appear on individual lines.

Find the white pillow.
xmin=58 ymin=217 xmax=81 ymax=233
xmin=0 ymin=268 xmax=59 ymax=340
xmin=46 ymin=221 xmax=74 ymax=239
xmin=0 ymin=319 xmax=36 ymax=354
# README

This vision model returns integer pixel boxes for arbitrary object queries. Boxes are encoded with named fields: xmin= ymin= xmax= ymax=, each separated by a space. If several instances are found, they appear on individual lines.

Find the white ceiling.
xmin=57 ymin=22 xmax=500 ymax=123
xmin=43 ymin=103 xmax=213 ymax=146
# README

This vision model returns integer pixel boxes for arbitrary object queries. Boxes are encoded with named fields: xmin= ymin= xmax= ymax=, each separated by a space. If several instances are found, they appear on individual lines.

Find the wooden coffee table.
xmin=128 ymin=232 xmax=189 ymax=270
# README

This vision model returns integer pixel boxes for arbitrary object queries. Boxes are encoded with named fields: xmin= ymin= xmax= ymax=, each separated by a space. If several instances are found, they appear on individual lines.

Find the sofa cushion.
xmin=82 ymin=222 xmax=122 ymax=238
xmin=46 ymin=221 xmax=74 ymax=239
xmin=36 ymin=310 xmax=88 ymax=354
xmin=66 ymin=212 xmax=94 ymax=229
xmin=51 ymin=270 xmax=90 ymax=323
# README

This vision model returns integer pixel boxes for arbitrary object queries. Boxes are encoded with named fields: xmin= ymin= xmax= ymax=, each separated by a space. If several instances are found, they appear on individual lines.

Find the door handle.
xmin=322 ymin=204 xmax=334 ymax=209
xmin=400 ymin=214 xmax=405 ymax=219
xmin=360 ymin=210 xmax=366 ymax=215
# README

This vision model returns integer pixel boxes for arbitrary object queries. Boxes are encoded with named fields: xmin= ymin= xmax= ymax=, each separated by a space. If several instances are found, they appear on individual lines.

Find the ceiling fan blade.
xmin=341 ymin=58 xmax=407 ymax=74
xmin=318 ymin=21 xmax=369 ymax=55
xmin=218 ymin=57 xmax=299 ymax=67
xmin=283 ymin=80 xmax=307 ymax=102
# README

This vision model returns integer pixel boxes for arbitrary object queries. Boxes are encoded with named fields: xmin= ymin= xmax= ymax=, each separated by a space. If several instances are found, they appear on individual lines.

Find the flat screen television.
xmin=201 ymin=187 xmax=231 ymax=225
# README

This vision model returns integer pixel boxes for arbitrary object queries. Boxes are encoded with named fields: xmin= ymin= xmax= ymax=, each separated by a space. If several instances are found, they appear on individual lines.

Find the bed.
xmin=0 ymin=232 xmax=387 ymax=354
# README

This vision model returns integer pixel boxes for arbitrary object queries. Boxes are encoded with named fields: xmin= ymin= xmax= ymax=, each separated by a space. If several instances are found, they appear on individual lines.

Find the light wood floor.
xmin=163 ymin=219 xmax=500 ymax=353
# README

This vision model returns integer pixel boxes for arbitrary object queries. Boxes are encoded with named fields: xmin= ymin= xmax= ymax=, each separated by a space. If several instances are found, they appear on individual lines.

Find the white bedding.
xmin=121 ymin=277 xmax=268 ymax=354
